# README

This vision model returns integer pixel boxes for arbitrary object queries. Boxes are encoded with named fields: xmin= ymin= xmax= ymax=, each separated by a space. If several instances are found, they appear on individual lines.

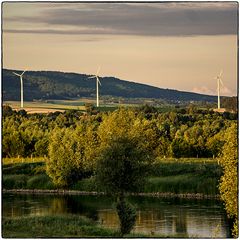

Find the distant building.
xmin=213 ymin=108 xmax=226 ymax=113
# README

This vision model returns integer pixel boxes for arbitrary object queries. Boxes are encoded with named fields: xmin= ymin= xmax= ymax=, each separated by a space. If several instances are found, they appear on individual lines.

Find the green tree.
xmin=47 ymin=128 xmax=82 ymax=187
xmin=35 ymin=137 xmax=49 ymax=156
xmin=206 ymin=131 xmax=225 ymax=158
xmin=97 ymin=108 xmax=136 ymax=144
xmin=96 ymin=137 xmax=150 ymax=195
xmin=219 ymin=123 xmax=238 ymax=238
xmin=95 ymin=136 xmax=150 ymax=235
xmin=170 ymin=138 xmax=193 ymax=158
xmin=2 ymin=105 xmax=15 ymax=117
xmin=47 ymin=124 xmax=99 ymax=188
xmin=85 ymin=103 xmax=95 ymax=115
xmin=2 ymin=130 xmax=25 ymax=157
xmin=97 ymin=108 xmax=159 ymax=158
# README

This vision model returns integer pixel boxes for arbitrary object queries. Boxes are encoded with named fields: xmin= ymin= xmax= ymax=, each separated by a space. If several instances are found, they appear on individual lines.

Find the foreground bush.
xmin=2 ymin=215 xmax=117 ymax=238
xmin=26 ymin=174 xmax=55 ymax=189
xmin=3 ymin=175 xmax=27 ymax=189
xmin=219 ymin=124 xmax=238 ymax=238
xmin=116 ymin=199 xmax=136 ymax=236
xmin=2 ymin=214 xmax=188 ymax=238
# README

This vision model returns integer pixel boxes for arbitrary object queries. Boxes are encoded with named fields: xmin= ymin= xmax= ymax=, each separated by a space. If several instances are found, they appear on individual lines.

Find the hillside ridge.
xmin=2 ymin=68 xmax=217 ymax=102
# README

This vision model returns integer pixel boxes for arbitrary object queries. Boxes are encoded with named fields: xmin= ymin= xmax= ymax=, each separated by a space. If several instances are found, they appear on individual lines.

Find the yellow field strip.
xmin=3 ymin=157 xmax=47 ymax=165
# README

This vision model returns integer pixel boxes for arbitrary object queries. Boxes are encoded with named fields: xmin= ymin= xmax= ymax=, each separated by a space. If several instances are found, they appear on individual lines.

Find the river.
xmin=2 ymin=193 xmax=230 ymax=238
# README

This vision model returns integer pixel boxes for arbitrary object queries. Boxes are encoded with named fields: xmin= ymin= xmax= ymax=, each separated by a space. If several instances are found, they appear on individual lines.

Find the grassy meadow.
xmin=3 ymin=99 xmax=176 ymax=114
xmin=3 ymin=100 xmax=86 ymax=113
xmin=2 ymin=215 xmax=117 ymax=238
xmin=3 ymin=100 xmax=130 ymax=114
xmin=3 ymin=157 xmax=221 ymax=196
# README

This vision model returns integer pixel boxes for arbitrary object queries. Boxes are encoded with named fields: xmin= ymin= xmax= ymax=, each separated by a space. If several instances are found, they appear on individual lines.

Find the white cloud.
xmin=221 ymin=86 xmax=232 ymax=95
xmin=192 ymin=85 xmax=233 ymax=96
xmin=192 ymin=86 xmax=216 ymax=96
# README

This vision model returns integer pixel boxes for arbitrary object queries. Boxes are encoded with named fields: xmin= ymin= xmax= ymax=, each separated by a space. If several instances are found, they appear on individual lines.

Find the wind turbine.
xmin=215 ymin=70 xmax=223 ymax=109
xmin=13 ymin=70 xmax=27 ymax=108
xmin=88 ymin=67 xmax=102 ymax=107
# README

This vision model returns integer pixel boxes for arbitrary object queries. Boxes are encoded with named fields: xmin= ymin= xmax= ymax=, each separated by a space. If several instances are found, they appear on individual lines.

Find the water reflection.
xmin=3 ymin=193 xmax=230 ymax=238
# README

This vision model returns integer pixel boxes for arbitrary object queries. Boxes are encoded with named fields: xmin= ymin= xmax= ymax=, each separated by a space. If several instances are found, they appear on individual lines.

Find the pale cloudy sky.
xmin=2 ymin=2 xmax=238 ymax=96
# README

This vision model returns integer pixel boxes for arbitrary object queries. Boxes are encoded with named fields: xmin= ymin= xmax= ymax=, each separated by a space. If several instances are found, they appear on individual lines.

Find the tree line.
xmin=3 ymin=105 xmax=236 ymax=161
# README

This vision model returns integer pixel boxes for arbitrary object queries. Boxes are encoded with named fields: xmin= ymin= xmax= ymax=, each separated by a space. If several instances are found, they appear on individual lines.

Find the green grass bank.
xmin=2 ymin=158 xmax=222 ymax=196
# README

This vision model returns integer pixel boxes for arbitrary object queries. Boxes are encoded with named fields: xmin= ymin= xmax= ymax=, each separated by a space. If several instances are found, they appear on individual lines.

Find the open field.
xmin=3 ymin=100 xmax=122 ymax=113
xmin=3 ymin=100 xmax=176 ymax=114
xmin=4 ymin=101 xmax=86 ymax=113
xmin=3 ymin=157 xmax=46 ymax=165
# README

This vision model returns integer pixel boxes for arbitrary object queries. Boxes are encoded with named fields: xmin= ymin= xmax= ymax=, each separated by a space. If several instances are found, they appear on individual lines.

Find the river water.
xmin=2 ymin=193 xmax=230 ymax=238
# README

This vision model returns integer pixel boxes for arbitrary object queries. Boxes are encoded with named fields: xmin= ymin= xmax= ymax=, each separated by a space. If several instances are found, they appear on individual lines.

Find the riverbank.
xmin=2 ymin=214 xmax=188 ymax=238
xmin=3 ymin=188 xmax=220 ymax=199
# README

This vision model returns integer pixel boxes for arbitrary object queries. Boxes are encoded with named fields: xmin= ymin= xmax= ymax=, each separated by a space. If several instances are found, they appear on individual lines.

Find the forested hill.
xmin=3 ymin=69 xmax=217 ymax=102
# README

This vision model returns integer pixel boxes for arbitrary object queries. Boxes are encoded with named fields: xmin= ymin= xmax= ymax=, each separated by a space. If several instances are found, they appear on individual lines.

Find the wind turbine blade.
xmin=88 ymin=76 xmax=96 ymax=79
xmin=219 ymin=70 xmax=223 ymax=77
xmin=96 ymin=66 xmax=101 ymax=76
xmin=97 ymin=76 xmax=101 ymax=86
xmin=13 ymin=72 xmax=21 ymax=77
xmin=220 ymin=79 xmax=224 ymax=87
xmin=22 ymin=69 xmax=27 ymax=75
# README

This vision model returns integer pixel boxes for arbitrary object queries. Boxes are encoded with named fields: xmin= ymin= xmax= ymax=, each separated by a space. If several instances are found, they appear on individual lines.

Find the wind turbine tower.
xmin=215 ymin=70 xmax=223 ymax=109
xmin=13 ymin=70 xmax=27 ymax=108
xmin=88 ymin=67 xmax=102 ymax=107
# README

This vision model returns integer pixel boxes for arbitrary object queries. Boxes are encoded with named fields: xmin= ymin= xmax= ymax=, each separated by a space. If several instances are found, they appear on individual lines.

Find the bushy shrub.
xmin=3 ymin=175 xmax=27 ymax=189
xmin=71 ymin=177 xmax=98 ymax=191
xmin=219 ymin=123 xmax=238 ymax=238
xmin=116 ymin=199 xmax=136 ymax=236
xmin=26 ymin=174 xmax=54 ymax=189
xmin=34 ymin=138 xmax=49 ymax=156
xmin=33 ymin=164 xmax=46 ymax=174
xmin=47 ymin=125 xmax=99 ymax=188
xmin=95 ymin=137 xmax=150 ymax=195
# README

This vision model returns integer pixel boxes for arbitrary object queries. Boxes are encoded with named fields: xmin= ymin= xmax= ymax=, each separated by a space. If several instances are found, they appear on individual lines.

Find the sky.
xmin=2 ymin=2 xmax=238 ymax=96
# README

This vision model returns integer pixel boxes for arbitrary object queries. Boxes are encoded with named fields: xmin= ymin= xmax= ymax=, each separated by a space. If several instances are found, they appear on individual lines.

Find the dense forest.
xmin=3 ymin=105 xmax=236 ymax=160
xmin=3 ymin=69 xmax=218 ymax=102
